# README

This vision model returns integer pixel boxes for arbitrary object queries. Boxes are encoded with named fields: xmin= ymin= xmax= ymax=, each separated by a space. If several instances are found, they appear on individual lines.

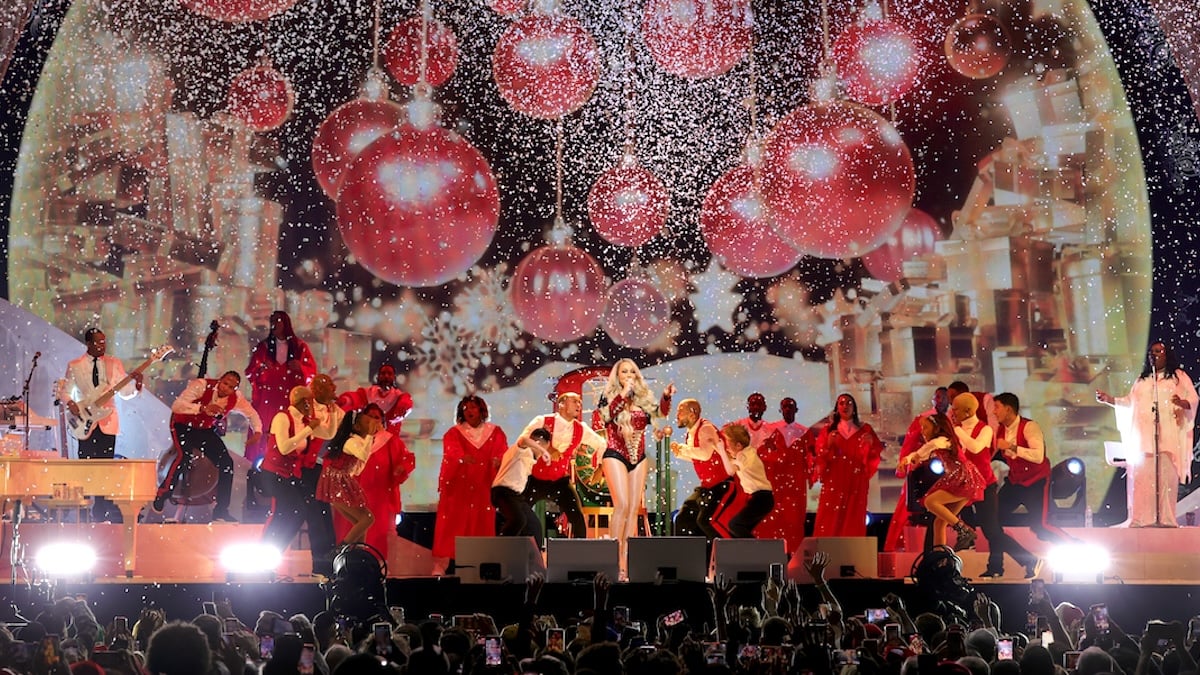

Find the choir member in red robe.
xmin=245 ymin=311 xmax=316 ymax=464
xmin=813 ymin=393 xmax=883 ymax=537
xmin=757 ymin=397 xmax=812 ymax=551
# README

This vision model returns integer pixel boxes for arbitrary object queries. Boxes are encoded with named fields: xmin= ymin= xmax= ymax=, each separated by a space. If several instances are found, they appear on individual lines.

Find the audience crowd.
xmin=0 ymin=551 xmax=1193 ymax=675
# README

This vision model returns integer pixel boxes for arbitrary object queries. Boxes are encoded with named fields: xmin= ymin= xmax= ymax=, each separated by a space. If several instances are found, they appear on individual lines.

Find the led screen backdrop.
xmin=2 ymin=0 xmax=1199 ymax=514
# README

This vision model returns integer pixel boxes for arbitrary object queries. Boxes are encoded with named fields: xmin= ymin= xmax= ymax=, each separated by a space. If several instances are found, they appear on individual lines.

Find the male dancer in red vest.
xmin=516 ymin=392 xmax=606 ymax=538
xmin=153 ymin=371 xmax=262 ymax=522
xmin=668 ymin=398 xmax=730 ymax=543
xmin=993 ymin=392 xmax=1070 ymax=544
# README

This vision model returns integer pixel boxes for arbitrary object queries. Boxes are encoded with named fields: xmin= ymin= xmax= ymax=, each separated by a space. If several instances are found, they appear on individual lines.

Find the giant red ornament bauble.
xmin=226 ymin=63 xmax=294 ymax=131
xmin=587 ymin=160 xmax=670 ymax=248
xmin=336 ymin=124 xmax=500 ymax=287
xmin=603 ymin=278 xmax=671 ymax=348
xmin=762 ymin=101 xmax=915 ymax=259
xmin=861 ymin=207 xmax=941 ymax=282
xmin=511 ymin=243 xmax=606 ymax=342
xmin=944 ymin=13 xmax=1012 ymax=79
xmin=832 ymin=19 xmax=921 ymax=106
xmin=382 ymin=16 xmax=459 ymax=87
xmin=700 ymin=165 xmax=802 ymax=278
xmin=179 ymin=0 xmax=298 ymax=22
xmin=641 ymin=0 xmax=752 ymax=78
xmin=311 ymin=98 xmax=406 ymax=200
xmin=492 ymin=14 xmax=600 ymax=119
xmin=488 ymin=0 xmax=525 ymax=15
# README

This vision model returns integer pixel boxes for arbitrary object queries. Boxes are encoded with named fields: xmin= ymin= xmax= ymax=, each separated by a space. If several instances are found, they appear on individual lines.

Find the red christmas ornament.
xmin=226 ymin=62 xmax=295 ymax=131
xmin=642 ymin=0 xmax=752 ymax=78
xmin=762 ymin=101 xmax=915 ymax=259
xmin=587 ymin=160 xmax=670 ymax=248
xmin=603 ymin=277 xmax=671 ymax=348
xmin=179 ymin=0 xmax=298 ymax=22
xmin=488 ymin=0 xmax=525 ymax=15
xmin=832 ymin=19 xmax=921 ymax=106
xmin=311 ymin=98 xmax=406 ymax=200
xmin=492 ymin=14 xmax=600 ymax=119
xmin=336 ymin=124 xmax=500 ymax=287
xmin=944 ymin=13 xmax=1012 ymax=79
xmin=382 ymin=16 xmax=459 ymax=87
xmin=700 ymin=165 xmax=802 ymax=278
xmin=861 ymin=207 xmax=941 ymax=282
xmin=511 ymin=242 xmax=606 ymax=342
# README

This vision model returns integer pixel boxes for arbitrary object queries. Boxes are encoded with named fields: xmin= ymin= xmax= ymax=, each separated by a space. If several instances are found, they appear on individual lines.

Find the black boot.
xmin=952 ymin=520 xmax=976 ymax=551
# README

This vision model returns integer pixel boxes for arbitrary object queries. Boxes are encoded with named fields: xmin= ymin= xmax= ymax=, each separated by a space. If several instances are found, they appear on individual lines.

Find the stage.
xmin=4 ymin=522 xmax=1200 ymax=634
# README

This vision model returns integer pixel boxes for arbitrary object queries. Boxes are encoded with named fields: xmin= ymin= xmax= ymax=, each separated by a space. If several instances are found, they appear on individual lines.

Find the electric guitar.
xmin=63 ymin=345 xmax=174 ymax=440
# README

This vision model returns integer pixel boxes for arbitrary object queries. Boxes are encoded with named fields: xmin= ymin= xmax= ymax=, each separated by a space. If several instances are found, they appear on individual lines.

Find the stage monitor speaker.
xmin=627 ymin=537 xmax=707 ymax=583
xmin=454 ymin=536 xmax=545 ymax=583
xmin=797 ymin=537 xmax=878 ymax=579
xmin=546 ymin=539 xmax=619 ymax=583
xmin=709 ymin=538 xmax=786 ymax=583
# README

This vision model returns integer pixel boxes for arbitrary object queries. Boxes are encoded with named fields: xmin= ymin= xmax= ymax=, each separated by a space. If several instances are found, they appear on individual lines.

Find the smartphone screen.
xmin=373 ymin=622 xmax=391 ymax=652
xmin=885 ymin=623 xmax=901 ymax=641
xmin=664 ymin=609 xmax=686 ymax=627
xmin=203 ymin=601 xmax=218 ymax=616
xmin=1025 ymin=611 xmax=1039 ymax=636
xmin=1094 ymin=605 xmax=1110 ymax=632
xmin=769 ymin=562 xmax=784 ymax=583
xmin=867 ymin=608 xmax=888 ymax=623
xmin=704 ymin=642 xmax=726 ymax=665
xmin=113 ymin=616 xmax=128 ymax=634
xmin=998 ymin=639 xmax=1014 ymax=660
xmin=224 ymin=617 xmax=239 ymax=633
xmin=429 ymin=613 xmax=443 ymax=625
xmin=1063 ymin=651 xmax=1081 ymax=668
xmin=547 ymin=628 xmax=565 ymax=652
xmin=739 ymin=644 xmax=760 ymax=662
xmin=259 ymin=634 xmax=274 ymax=660
xmin=1042 ymin=630 xmax=1054 ymax=647
xmin=485 ymin=636 xmax=503 ymax=666
xmin=299 ymin=644 xmax=315 ymax=675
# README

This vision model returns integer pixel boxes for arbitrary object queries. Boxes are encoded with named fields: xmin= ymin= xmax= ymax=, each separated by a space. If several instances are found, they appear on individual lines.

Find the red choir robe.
xmin=432 ymin=423 xmax=507 ymax=559
xmin=245 ymin=337 xmax=316 ymax=463
xmin=813 ymin=422 xmax=883 ymax=537
xmin=754 ymin=423 xmax=812 ymax=551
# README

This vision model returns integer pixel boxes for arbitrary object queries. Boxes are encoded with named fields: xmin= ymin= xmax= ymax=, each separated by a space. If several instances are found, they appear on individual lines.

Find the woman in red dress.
xmin=317 ymin=404 xmax=384 ymax=546
xmin=896 ymin=413 xmax=984 ymax=550
xmin=432 ymin=395 xmax=507 ymax=572
xmin=814 ymin=393 xmax=883 ymax=537
xmin=245 ymin=311 xmax=316 ymax=464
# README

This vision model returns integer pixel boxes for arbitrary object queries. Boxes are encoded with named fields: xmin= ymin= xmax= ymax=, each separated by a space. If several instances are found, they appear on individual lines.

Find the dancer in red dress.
xmin=245 ymin=311 xmax=316 ymax=464
xmin=896 ymin=413 xmax=984 ymax=550
xmin=884 ymin=387 xmax=951 ymax=552
xmin=813 ymin=393 xmax=883 ymax=537
xmin=757 ymin=397 xmax=811 ymax=551
xmin=317 ymin=404 xmax=384 ymax=546
xmin=432 ymin=395 xmax=507 ymax=572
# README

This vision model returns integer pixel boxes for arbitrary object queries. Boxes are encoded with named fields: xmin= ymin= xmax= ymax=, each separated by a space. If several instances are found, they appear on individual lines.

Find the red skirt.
xmin=316 ymin=466 xmax=368 ymax=510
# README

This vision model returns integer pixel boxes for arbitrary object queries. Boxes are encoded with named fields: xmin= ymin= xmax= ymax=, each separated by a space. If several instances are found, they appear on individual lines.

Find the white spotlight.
xmin=1047 ymin=541 xmax=1111 ymax=582
xmin=930 ymin=458 xmax=945 ymax=475
xmin=220 ymin=543 xmax=282 ymax=577
xmin=36 ymin=542 xmax=98 ymax=578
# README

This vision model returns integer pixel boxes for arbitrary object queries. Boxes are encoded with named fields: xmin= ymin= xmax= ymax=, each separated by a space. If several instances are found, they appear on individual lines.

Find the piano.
xmin=0 ymin=454 xmax=158 ymax=576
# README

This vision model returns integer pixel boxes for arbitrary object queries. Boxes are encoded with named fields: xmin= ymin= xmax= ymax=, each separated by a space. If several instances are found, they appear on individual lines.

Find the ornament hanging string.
xmin=820 ymin=0 xmax=832 ymax=64
xmin=371 ymin=0 xmax=381 ymax=68
xmin=419 ymin=0 xmax=431 ymax=87
xmin=555 ymin=118 xmax=565 ymax=222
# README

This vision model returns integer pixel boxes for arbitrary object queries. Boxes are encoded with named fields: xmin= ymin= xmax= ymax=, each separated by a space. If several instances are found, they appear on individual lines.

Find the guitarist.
xmin=152 ymin=371 xmax=263 ymax=522
xmin=61 ymin=328 xmax=143 ymax=522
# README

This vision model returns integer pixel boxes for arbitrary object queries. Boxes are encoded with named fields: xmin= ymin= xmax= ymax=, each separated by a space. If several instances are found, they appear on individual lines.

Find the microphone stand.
xmin=21 ymin=352 xmax=40 ymax=453
xmin=1151 ymin=361 xmax=1165 ymax=527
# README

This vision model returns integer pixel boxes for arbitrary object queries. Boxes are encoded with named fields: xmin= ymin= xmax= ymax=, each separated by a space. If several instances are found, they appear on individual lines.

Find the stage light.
xmin=331 ymin=544 xmax=388 ymax=621
xmin=1047 ymin=541 xmax=1110 ymax=583
xmin=906 ymin=458 xmax=946 ymax=513
xmin=35 ymin=542 xmax=97 ymax=578
xmin=220 ymin=543 xmax=281 ymax=580
xmin=1049 ymin=457 xmax=1087 ymax=526
xmin=930 ymin=458 xmax=945 ymax=475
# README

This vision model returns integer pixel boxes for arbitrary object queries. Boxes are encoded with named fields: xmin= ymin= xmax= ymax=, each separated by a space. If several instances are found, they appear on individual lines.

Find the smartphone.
xmin=998 ymin=638 xmax=1013 ymax=660
xmin=769 ymin=562 xmax=784 ymax=583
xmin=1063 ymin=650 xmax=1081 ymax=669
xmin=867 ymin=608 xmax=888 ymax=623
xmin=203 ymin=601 xmax=218 ymax=616
xmin=259 ymin=634 xmax=274 ymax=660
xmin=663 ymin=609 xmax=686 ymax=627
xmin=1030 ymin=578 xmax=1046 ymax=602
xmin=1093 ymin=604 xmax=1110 ymax=633
xmin=224 ymin=617 xmax=239 ymax=633
xmin=1025 ymin=611 xmax=1039 ymax=636
xmin=739 ymin=644 xmax=760 ymax=661
xmin=389 ymin=606 xmax=405 ymax=625
xmin=547 ymin=627 xmax=565 ymax=652
xmin=1042 ymin=630 xmax=1055 ymax=647
xmin=818 ymin=603 xmax=831 ymax=619
xmin=614 ymin=606 xmax=629 ymax=624
xmin=704 ymin=641 xmax=726 ymax=665
xmin=485 ymin=635 xmax=503 ymax=666
xmin=429 ymin=613 xmax=443 ymax=625
xmin=299 ymin=643 xmax=315 ymax=675
xmin=373 ymin=622 xmax=391 ymax=647
xmin=113 ymin=616 xmax=128 ymax=634
xmin=885 ymin=623 xmax=901 ymax=642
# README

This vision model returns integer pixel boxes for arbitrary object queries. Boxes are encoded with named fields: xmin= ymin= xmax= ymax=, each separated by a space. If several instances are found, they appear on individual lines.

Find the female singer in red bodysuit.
xmin=432 ymin=395 xmax=507 ymax=573
xmin=317 ymin=404 xmax=384 ymax=546
xmin=246 ymin=311 xmax=316 ymax=464
xmin=896 ymin=413 xmax=984 ymax=550
xmin=814 ymin=393 xmax=883 ymax=537
xmin=597 ymin=359 xmax=674 ymax=578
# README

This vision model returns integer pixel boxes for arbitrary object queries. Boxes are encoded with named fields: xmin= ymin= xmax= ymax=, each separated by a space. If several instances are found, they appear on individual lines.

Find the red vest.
xmin=963 ymin=420 xmax=997 ymax=485
xmin=261 ymin=411 xmax=302 ymax=479
xmin=690 ymin=419 xmax=728 ymax=489
xmin=531 ymin=416 xmax=584 ymax=481
xmin=171 ymin=379 xmax=237 ymax=429
xmin=1001 ymin=418 xmax=1051 ymax=486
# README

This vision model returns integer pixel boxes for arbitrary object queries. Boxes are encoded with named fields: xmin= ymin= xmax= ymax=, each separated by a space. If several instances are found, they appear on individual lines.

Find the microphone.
xmin=32 ymin=352 xmax=41 ymax=363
